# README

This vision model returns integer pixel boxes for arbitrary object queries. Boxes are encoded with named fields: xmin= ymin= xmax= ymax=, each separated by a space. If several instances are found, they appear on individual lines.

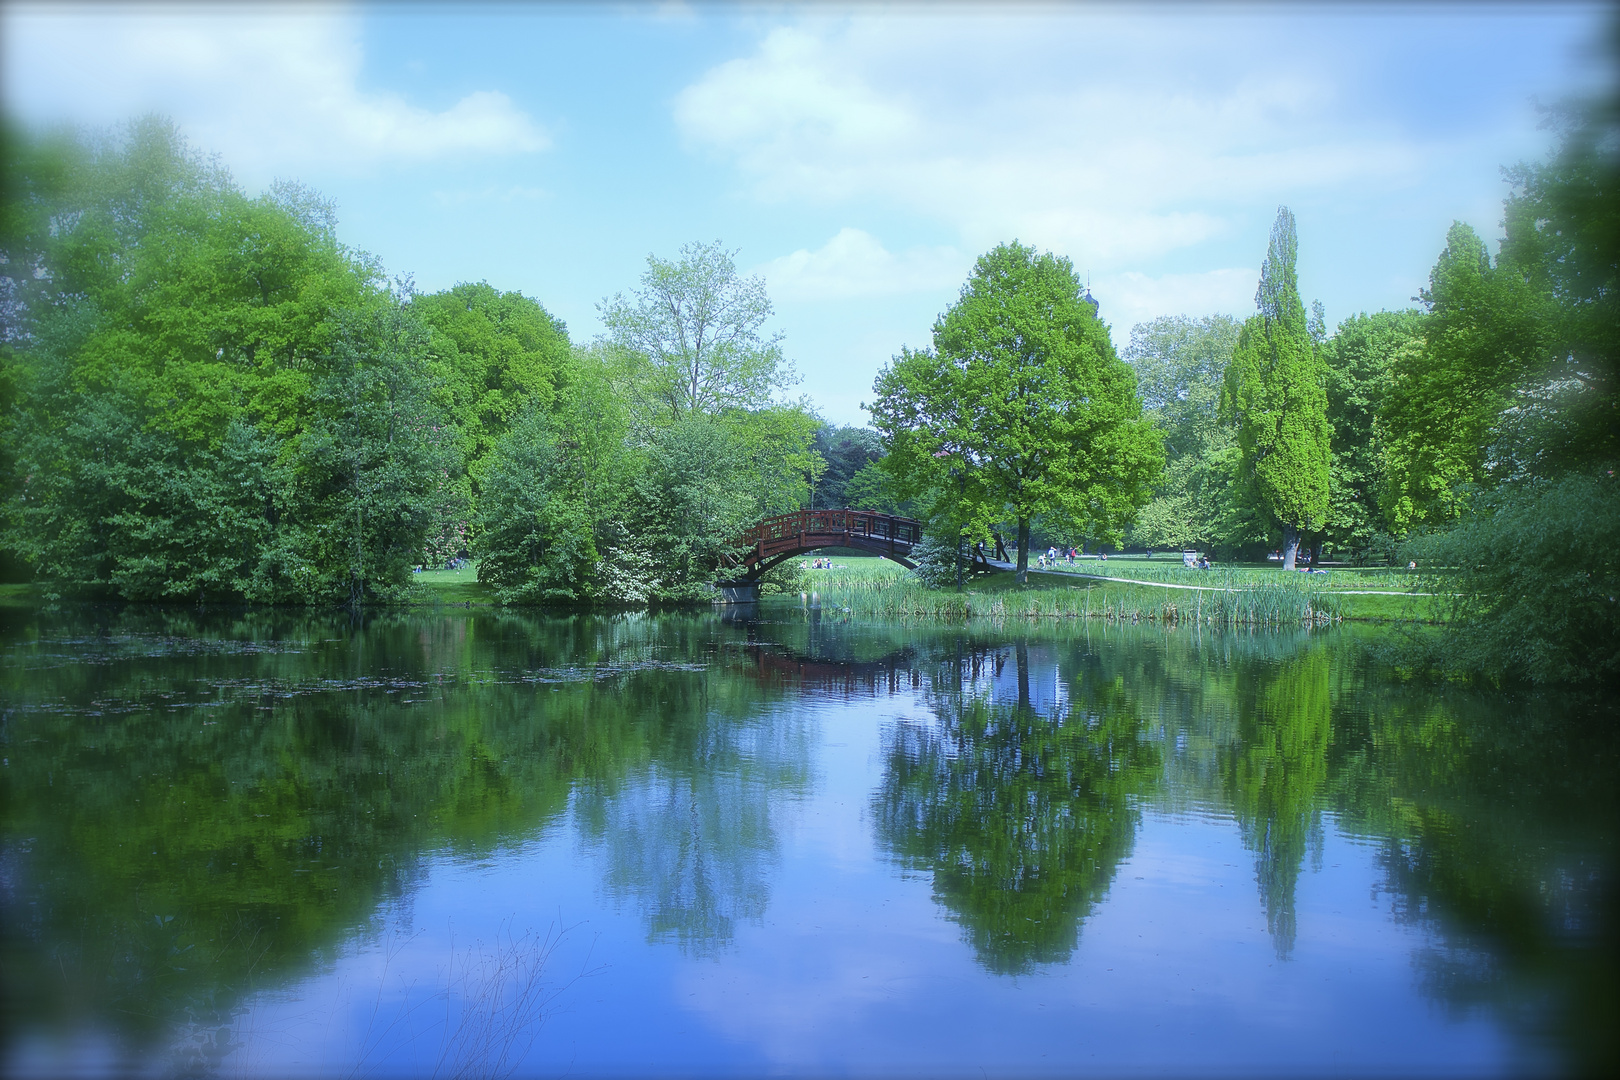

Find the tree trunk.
xmin=1016 ymin=518 xmax=1030 ymax=584
xmin=1281 ymin=522 xmax=1300 ymax=571
xmin=955 ymin=533 xmax=964 ymax=589
xmin=1015 ymin=641 xmax=1030 ymax=711
xmin=1309 ymin=535 xmax=1324 ymax=568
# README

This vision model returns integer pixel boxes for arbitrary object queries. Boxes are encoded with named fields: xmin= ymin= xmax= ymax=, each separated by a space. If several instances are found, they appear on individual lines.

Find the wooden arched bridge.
xmin=727 ymin=509 xmax=924 ymax=579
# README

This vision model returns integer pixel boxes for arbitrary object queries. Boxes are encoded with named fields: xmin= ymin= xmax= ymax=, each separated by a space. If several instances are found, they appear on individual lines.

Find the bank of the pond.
xmin=407 ymin=555 xmax=1439 ymax=623
xmin=5 ymin=557 xmax=1439 ymax=624
xmin=786 ymin=556 xmax=1442 ymax=624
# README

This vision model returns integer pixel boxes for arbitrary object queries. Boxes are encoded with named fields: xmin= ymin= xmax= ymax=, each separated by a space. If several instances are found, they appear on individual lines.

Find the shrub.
xmin=909 ymin=532 xmax=967 ymax=588
xmin=1406 ymin=469 xmax=1620 ymax=685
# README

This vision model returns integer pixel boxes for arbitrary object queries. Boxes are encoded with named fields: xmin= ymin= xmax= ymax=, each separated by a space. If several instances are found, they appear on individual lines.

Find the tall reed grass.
xmin=1050 ymin=562 xmax=1420 ymax=593
xmin=792 ymin=574 xmax=1341 ymax=626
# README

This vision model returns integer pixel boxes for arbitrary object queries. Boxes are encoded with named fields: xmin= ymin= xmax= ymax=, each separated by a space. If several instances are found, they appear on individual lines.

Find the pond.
xmin=1 ymin=604 xmax=1615 ymax=1077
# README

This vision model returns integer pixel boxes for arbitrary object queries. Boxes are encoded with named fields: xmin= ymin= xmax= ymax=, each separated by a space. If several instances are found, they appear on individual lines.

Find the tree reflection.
xmin=1328 ymin=681 xmax=1620 ymax=1075
xmin=1217 ymin=646 xmax=1332 ymax=959
xmin=0 ymin=605 xmax=801 ymax=1060
xmin=874 ymin=641 xmax=1160 ymax=974
xmin=572 ymin=670 xmax=814 ymax=956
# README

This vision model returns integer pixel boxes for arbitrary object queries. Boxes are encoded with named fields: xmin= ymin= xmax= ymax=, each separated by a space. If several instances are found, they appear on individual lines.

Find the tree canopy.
xmin=1222 ymin=208 xmax=1331 ymax=570
xmin=869 ymin=242 xmax=1162 ymax=582
xmin=598 ymin=240 xmax=795 ymax=427
xmin=1124 ymin=315 xmax=1244 ymax=553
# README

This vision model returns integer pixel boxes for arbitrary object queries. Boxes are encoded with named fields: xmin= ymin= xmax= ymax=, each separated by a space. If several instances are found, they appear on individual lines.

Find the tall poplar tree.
xmin=1222 ymin=208 xmax=1331 ymax=570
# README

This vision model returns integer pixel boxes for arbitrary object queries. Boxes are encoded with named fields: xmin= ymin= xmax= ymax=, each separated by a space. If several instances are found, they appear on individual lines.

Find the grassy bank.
xmin=785 ymin=555 xmax=1440 ymax=624
xmin=410 ymin=562 xmax=495 ymax=605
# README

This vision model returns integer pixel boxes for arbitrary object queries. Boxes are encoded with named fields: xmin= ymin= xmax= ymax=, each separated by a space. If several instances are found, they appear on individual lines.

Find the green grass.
xmin=0 ymin=582 xmax=43 ymax=607
xmin=409 ymin=561 xmax=495 ymax=605
xmin=788 ymin=554 xmax=1438 ymax=624
xmin=1037 ymin=558 xmax=1423 ymax=594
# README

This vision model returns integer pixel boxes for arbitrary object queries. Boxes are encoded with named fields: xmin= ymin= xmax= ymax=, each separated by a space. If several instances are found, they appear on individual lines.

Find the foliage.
xmin=725 ymin=404 xmax=818 ymax=520
xmin=842 ymin=460 xmax=909 ymax=515
xmin=1377 ymin=223 xmax=1543 ymax=532
xmin=808 ymin=423 xmax=884 ymax=509
xmin=599 ymin=240 xmax=795 ymax=427
xmin=0 ymin=120 xmax=832 ymax=609
xmin=293 ymin=293 xmax=461 ymax=606
xmin=475 ymin=410 xmax=599 ymax=604
xmin=1322 ymin=310 xmax=1424 ymax=560
xmin=1123 ymin=315 xmax=1245 ymax=552
xmin=0 ymin=119 xmax=455 ymax=605
xmin=908 ymin=531 xmax=967 ymax=589
xmin=623 ymin=417 xmax=756 ymax=601
xmin=870 ymin=242 xmax=1162 ymax=583
xmin=1496 ymin=83 xmax=1619 ymax=474
xmin=413 ymin=282 xmax=570 ymax=475
xmin=1406 ymin=470 xmax=1620 ymax=686
xmin=1222 ymin=208 xmax=1332 ymax=568
xmin=475 ymin=349 xmax=630 ymax=604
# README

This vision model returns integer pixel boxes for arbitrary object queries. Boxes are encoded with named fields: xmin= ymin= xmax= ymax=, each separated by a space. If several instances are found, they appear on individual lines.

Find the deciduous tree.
xmin=869 ymin=242 xmax=1162 ymax=583
xmin=599 ymin=241 xmax=795 ymax=427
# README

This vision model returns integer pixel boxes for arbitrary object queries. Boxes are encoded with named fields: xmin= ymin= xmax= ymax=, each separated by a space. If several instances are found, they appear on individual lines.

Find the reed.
xmin=1050 ymin=562 xmax=1419 ymax=593
xmin=794 ymin=573 xmax=1341 ymax=626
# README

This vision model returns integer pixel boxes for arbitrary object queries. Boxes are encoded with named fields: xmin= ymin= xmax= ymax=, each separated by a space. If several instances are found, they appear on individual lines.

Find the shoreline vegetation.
xmin=2 ymin=554 xmax=1435 ymax=625
xmin=396 ymin=555 xmax=1439 ymax=625
xmin=765 ymin=555 xmax=1434 ymax=626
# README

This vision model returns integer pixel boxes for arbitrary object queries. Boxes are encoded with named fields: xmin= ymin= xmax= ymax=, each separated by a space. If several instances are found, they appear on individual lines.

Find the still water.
xmin=1 ymin=604 xmax=1614 ymax=1077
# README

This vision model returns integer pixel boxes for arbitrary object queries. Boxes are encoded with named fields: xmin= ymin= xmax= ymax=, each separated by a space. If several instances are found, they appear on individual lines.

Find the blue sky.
xmin=4 ymin=2 xmax=1610 ymax=425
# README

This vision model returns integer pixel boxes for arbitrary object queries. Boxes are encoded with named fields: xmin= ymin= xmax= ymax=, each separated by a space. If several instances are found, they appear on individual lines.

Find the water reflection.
xmin=1 ymin=606 xmax=1614 ymax=1074
xmin=874 ymin=640 xmax=1160 ymax=974
xmin=1219 ymin=646 xmax=1332 ymax=959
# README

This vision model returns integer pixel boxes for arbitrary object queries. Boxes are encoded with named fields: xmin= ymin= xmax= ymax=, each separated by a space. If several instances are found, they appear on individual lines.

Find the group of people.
xmin=1035 ymin=546 xmax=1083 ymax=570
xmin=805 ymin=557 xmax=836 ymax=570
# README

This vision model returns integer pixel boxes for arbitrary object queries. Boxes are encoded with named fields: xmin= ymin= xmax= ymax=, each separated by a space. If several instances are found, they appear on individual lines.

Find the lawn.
xmin=410 ymin=561 xmax=495 ymax=605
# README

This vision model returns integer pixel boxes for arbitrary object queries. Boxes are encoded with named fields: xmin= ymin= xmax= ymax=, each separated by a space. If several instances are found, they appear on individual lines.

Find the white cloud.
xmin=1 ymin=4 xmax=547 ymax=183
xmin=675 ymin=18 xmax=1429 ymax=269
xmin=756 ymin=228 xmax=968 ymax=303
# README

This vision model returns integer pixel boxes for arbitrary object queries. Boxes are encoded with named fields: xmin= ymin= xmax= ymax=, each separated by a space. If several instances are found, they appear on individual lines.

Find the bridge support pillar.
xmin=715 ymin=580 xmax=760 ymax=604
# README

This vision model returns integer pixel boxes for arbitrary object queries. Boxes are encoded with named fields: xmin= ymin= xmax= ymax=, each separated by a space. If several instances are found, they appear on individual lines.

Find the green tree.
xmin=807 ymin=423 xmax=884 ymax=509
xmin=0 ymin=118 xmax=417 ymax=603
xmin=598 ymin=240 xmax=795 ymax=428
xmin=1406 ymin=471 xmax=1620 ymax=685
xmin=291 ymin=290 xmax=460 ymax=607
xmin=475 ymin=410 xmax=598 ymax=603
xmin=413 ymin=282 xmax=570 ymax=481
xmin=1222 ymin=208 xmax=1331 ymax=570
xmin=621 ymin=417 xmax=757 ymax=600
xmin=842 ymin=460 xmax=908 ymax=515
xmin=1123 ymin=314 xmax=1244 ymax=554
xmin=475 ymin=349 xmax=630 ymax=604
xmin=1496 ymin=85 xmax=1619 ymax=473
xmin=869 ymin=242 xmax=1163 ymax=583
xmin=1376 ymin=224 xmax=1545 ymax=533
xmin=1320 ymin=310 xmax=1422 ymax=561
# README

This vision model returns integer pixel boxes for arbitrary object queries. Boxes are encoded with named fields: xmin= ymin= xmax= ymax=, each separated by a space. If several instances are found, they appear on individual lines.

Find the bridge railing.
xmin=738 ymin=509 xmax=922 ymax=560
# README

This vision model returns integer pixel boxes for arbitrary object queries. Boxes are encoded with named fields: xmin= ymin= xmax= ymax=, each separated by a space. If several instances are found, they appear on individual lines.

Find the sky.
xmin=3 ymin=1 xmax=1612 ymax=425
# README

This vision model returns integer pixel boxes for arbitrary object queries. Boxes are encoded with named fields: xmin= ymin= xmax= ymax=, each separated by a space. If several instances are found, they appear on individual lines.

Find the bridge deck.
xmin=731 ymin=509 xmax=923 ymax=578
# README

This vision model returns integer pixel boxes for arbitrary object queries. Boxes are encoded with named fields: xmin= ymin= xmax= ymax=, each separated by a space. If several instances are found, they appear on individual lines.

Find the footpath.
xmin=979 ymin=559 xmax=1432 ymax=597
